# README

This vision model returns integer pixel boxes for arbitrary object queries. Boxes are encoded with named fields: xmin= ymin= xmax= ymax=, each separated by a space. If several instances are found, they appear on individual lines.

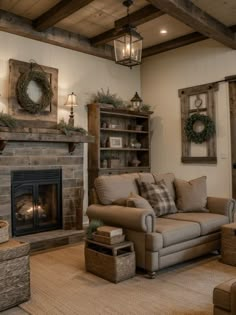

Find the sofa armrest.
xmin=87 ymin=204 xmax=156 ymax=233
xmin=207 ymin=196 xmax=236 ymax=222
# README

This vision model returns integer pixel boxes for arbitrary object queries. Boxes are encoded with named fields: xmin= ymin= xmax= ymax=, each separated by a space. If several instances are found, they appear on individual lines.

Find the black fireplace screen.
xmin=11 ymin=169 xmax=62 ymax=236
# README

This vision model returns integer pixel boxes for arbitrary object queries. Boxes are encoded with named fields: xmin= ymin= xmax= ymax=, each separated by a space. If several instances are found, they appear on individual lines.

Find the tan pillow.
xmin=126 ymin=193 xmax=153 ymax=211
xmin=174 ymin=176 xmax=207 ymax=212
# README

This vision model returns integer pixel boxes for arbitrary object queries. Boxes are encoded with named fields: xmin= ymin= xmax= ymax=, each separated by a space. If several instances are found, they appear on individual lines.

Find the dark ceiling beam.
xmin=148 ymin=0 xmax=236 ymax=49
xmin=142 ymin=32 xmax=206 ymax=58
xmin=115 ymin=4 xmax=164 ymax=29
xmin=143 ymin=24 xmax=236 ymax=58
xmin=0 ymin=10 xmax=114 ymax=61
xmin=91 ymin=5 xmax=164 ymax=46
xmin=34 ymin=0 xmax=94 ymax=32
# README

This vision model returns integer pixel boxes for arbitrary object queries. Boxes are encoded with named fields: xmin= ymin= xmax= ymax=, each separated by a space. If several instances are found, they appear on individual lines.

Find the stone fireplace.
xmin=0 ymin=127 xmax=93 ymax=236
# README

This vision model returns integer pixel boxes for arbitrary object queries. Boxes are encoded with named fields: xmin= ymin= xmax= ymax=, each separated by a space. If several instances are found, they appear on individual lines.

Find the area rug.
xmin=20 ymin=243 xmax=236 ymax=315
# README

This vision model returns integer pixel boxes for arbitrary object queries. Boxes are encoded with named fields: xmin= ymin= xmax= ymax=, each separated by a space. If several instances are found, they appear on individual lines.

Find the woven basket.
xmin=0 ymin=220 xmax=9 ymax=244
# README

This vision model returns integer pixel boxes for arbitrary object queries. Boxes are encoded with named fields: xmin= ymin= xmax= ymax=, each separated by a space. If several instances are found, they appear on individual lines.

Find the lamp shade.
xmin=65 ymin=92 xmax=78 ymax=107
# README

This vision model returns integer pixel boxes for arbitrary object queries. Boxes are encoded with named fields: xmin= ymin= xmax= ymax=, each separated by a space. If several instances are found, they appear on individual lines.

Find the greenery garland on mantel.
xmin=184 ymin=113 xmax=215 ymax=144
xmin=16 ymin=66 xmax=53 ymax=114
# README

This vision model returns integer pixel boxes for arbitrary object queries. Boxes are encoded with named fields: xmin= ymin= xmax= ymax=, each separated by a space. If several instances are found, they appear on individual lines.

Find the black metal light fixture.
xmin=114 ymin=0 xmax=143 ymax=68
xmin=131 ymin=92 xmax=142 ymax=110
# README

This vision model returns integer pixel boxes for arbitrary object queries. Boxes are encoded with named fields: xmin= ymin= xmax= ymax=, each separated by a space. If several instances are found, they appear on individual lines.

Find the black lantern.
xmin=114 ymin=0 xmax=143 ymax=68
xmin=131 ymin=92 xmax=142 ymax=111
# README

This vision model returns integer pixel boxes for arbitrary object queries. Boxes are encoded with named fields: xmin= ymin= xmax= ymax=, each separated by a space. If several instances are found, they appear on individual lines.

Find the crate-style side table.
xmin=0 ymin=240 xmax=30 ymax=311
xmin=85 ymin=239 xmax=135 ymax=283
xmin=221 ymin=223 xmax=236 ymax=266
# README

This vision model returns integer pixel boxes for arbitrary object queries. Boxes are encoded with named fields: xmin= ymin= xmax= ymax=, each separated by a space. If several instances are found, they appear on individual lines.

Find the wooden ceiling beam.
xmin=148 ymin=0 xmax=236 ymax=49
xmin=0 ymin=10 xmax=114 ymax=61
xmin=142 ymin=32 xmax=206 ymax=58
xmin=34 ymin=0 xmax=94 ymax=32
xmin=115 ymin=4 xmax=164 ymax=29
xmin=91 ymin=5 xmax=164 ymax=46
xmin=143 ymin=24 xmax=236 ymax=58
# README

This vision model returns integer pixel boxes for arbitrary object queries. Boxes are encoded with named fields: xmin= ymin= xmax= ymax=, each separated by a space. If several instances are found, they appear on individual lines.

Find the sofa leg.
xmin=147 ymin=271 xmax=156 ymax=279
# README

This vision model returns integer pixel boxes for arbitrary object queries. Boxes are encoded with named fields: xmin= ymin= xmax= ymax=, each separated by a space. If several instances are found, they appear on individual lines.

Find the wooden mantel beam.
xmin=91 ymin=5 xmax=164 ymax=46
xmin=0 ymin=10 xmax=114 ymax=61
xmin=149 ymin=0 xmax=236 ymax=49
xmin=34 ymin=0 xmax=94 ymax=32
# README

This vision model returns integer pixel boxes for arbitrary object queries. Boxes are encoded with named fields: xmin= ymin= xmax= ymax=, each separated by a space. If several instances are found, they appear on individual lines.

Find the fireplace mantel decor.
xmin=0 ymin=126 xmax=94 ymax=154
xmin=9 ymin=59 xmax=58 ymax=129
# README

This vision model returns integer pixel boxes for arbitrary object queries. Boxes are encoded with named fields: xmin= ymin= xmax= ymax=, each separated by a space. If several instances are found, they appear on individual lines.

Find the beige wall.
xmin=141 ymin=39 xmax=235 ymax=198
xmin=0 ymin=31 xmax=141 ymax=211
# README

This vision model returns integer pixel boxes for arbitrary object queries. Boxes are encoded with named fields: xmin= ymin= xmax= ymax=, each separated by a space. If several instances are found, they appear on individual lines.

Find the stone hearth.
xmin=0 ymin=127 xmax=94 ymax=236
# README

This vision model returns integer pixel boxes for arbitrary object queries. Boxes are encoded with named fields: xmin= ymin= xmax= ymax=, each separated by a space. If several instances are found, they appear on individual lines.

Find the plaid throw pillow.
xmin=137 ymin=180 xmax=177 ymax=217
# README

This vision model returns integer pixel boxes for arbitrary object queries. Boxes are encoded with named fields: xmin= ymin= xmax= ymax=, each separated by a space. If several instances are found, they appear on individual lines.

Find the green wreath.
xmin=185 ymin=113 xmax=215 ymax=144
xmin=16 ymin=70 xmax=53 ymax=114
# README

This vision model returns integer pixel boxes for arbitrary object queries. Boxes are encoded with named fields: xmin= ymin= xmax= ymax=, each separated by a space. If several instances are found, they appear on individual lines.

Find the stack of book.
xmin=93 ymin=226 xmax=125 ymax=245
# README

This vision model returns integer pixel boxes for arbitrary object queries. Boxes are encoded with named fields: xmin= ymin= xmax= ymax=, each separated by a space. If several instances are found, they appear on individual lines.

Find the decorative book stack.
xmin=93 ymin=226 xmax=125 ymax=245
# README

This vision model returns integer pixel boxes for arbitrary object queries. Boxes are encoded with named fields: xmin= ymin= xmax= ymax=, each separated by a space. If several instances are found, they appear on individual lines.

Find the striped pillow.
xmin=137 ymin=180 xmax=177 ymax=217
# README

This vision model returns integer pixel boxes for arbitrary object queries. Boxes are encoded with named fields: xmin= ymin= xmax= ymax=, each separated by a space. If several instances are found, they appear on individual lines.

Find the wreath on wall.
xmin=184 ymin=113 xmax=215 ymax=144
xmin=16 ymin=63 xmax=53 ymax=114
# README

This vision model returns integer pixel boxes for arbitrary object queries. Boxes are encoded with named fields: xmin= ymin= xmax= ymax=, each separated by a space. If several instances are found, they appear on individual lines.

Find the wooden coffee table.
xmin=221 ymin=223 xmax=236 ymax=266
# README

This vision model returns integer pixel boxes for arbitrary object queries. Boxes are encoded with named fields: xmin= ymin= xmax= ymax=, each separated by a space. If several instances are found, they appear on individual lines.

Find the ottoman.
xmin=213 ymin=279 xmax=236 ymax=315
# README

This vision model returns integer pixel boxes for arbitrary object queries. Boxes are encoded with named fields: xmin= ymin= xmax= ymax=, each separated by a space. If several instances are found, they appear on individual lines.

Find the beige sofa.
xmin=87 ymin=173 xmax=235 ymax=277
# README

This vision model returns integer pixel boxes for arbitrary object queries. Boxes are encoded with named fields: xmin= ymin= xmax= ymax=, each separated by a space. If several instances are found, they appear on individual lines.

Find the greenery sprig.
xmin=185 ymin=113 xmax=215 ymax=144
xmin=86 ymin=219 xmax=104 ymax=239
xmin=57 ymin=119 xmax=87 ymax=136
xmin=0 ymin=112 xmax=18 ymax=129
xmin=91 ymin=88 xmax=123 ymax=108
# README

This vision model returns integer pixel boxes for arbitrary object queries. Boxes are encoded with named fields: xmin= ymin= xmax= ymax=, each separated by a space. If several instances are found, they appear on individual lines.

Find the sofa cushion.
xmin=137 ymin=180 xmax=177 ymax=217
xmin=213 ymin=279 xmax=236 ymax=311
xmin=164 ymin=213 xmax=229 ymax=235
xmin=126 ymin=194 xmax=153 ymax=211
xmin=155 ymin=218 xmax=201 ymax=247
xmin=153 ymin=173 xmax=175 ymax=200
xmin=174 ymin=176 xmax=207 ymax=212
xmin=95 ymin=173 xmax=139 ymax=205
xmin=138 ymin=173 xmax=155 ymax=184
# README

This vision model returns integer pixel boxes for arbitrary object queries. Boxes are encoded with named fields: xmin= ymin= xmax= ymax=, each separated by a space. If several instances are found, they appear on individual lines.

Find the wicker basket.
xmin=221 ymin=223 xmax=236 ymax=266
xmin=0 ymin=221 xmax=9 ymax=244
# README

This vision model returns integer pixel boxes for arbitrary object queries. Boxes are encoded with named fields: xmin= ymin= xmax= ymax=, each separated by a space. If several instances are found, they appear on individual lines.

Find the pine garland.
xmin=185 ymin=113 xmax=215 ymax=144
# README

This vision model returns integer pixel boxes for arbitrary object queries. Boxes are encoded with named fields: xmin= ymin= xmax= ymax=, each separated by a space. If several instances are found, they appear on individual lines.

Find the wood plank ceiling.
xmin=0 ymin=0 xmax=236 ymax=60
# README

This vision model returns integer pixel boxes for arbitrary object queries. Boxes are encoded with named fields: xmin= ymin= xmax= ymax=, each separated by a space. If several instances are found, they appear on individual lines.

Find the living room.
xmin=0 ymin=1 xmax=236 ymax=314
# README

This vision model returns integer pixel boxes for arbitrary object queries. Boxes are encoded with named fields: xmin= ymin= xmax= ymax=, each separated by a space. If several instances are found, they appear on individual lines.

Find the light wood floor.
xmin=7 ymin=243 xmax=236 ymax=315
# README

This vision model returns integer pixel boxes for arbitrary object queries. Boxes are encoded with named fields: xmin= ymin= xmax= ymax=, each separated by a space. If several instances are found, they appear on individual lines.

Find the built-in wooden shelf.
xmin=0 ymin=127 xmax=94 ymax=154
xmin=100 ymin=128 xmax=148 ymax=134
xmin=100 ymin=148 xmax=149 ymax=151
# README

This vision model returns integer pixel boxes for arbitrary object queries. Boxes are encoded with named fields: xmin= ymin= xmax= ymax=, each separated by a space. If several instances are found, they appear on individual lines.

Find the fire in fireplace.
xmin=11 ymin=169 xmax=62 ymax=236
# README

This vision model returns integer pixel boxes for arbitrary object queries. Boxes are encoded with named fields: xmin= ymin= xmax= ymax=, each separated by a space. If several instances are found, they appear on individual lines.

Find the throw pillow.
xmin=174 ymin=176 xmax=207 ymax=212
xmin=126 ymin=193 xmax=153 ymax=210
xmin=137 ymin=180 xmax=177 ymax=217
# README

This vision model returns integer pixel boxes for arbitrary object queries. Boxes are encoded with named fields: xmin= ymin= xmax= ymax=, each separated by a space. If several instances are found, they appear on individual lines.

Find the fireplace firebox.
xmin=11 ymin=169 xmax=62 ymax=236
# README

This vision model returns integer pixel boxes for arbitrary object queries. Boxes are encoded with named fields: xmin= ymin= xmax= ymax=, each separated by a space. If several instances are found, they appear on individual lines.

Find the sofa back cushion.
xmin=94 ymin=173 xmax=139 ymax=205
xmin=153 ymin=173 xmax=175 ymax=200
xmin=174 ymin=176 xmax=207 ymax=212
